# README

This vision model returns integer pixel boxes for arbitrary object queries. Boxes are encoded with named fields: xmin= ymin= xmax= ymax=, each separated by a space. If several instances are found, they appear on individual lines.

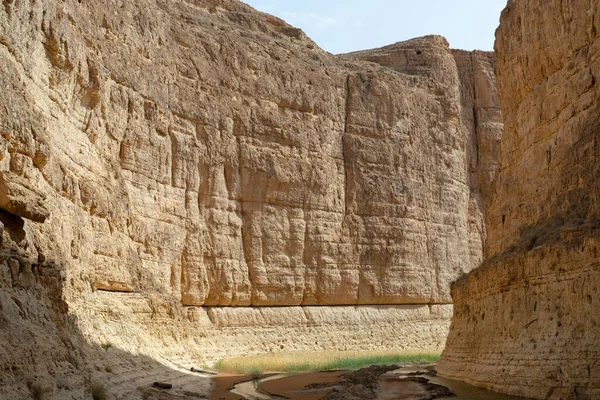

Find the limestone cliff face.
xmin=451 ymin=50 xmax=502 ymax=263
xmin=0 ymin=0 xmax=500 ymax=398
xmin=438 ymin=0 xmax=600 ymax=398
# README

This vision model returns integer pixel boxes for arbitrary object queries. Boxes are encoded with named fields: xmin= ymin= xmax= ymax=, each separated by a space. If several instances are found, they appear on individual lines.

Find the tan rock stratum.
xmin=0 ymin=0 xmax=500 ymax=398
xmin=438 ymin=0 xmax=600 ymax=398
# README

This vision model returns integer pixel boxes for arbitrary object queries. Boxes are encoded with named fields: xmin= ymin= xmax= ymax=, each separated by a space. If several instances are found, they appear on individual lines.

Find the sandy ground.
xmin=105 ymin=364 xmax=214 ymax=399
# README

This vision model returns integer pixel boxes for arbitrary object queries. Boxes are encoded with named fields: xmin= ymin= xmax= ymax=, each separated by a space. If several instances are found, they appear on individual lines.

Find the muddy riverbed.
xmin=210 ymin=365 xmax=531 ymax=400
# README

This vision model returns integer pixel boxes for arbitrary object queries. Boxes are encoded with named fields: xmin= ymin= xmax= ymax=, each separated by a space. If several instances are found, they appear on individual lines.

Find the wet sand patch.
xmin=232 ymin=365 xmax=454 ymax=400
xmin=210 ymin=374 xmax=251 ymax=400
xmin=259 ymin=371 xmax=344 ymax=400
xmin=212 ymin=364 xmax=530 ymax=399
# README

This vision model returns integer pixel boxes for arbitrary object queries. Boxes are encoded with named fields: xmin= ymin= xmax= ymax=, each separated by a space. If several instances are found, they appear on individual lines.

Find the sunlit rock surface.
xmin=0 ymin=0 xmax=499 ymax=398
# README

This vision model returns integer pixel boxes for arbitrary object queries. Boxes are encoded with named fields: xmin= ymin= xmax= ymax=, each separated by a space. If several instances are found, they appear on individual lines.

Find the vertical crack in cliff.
xmin=237 ymin=136 xmax=255 ymax=306
xmin=169 ymin=129 xmax=177 ymax=187
xmin=342 ymin=73 xmax=351 ymax=217
xmin=469 ymin=52 xmax=480 ymax=176
xmin=300 ymin=209 xmax=310 ymax=306
xmin=426 ymin=219 xmax=440 ymax=304
xmin=302 ymin=306 xmax=312 ymax=328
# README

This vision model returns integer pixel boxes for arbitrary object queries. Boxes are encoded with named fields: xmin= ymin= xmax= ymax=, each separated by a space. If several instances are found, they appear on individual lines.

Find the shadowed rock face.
xmin=438 ymin=0 xmax=600 ymax=398
xmin=0 ymin=0 xmax=500 ymax=397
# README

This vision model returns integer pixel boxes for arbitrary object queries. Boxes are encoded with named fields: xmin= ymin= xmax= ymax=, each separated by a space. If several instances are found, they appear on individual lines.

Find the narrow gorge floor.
xmin=208 ymin=365 xmax=532 ymax=400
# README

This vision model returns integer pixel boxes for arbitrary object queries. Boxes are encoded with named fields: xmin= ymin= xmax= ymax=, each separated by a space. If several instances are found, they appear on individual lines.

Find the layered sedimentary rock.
xmin=0 ymin=0 xmax=500 ymax=398
xmin=438 ymin=0 xmax=600 ymax=398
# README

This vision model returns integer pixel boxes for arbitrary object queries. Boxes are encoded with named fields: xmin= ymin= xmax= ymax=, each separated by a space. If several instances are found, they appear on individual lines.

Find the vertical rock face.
xmin=339 ymin=36 xmax=493 ymax=305
xmin=451 ymin=50 xmax=503 ymax=263
xmin=438 ymin=1 xmax=600 ymax=398
xmin=0 ymin=0 xmax=501 ymax=397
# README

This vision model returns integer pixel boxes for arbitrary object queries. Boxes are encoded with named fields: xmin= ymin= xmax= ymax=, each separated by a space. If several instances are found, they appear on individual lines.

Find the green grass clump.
xmin=213 ymin=359 xmax=224 ymax=371
xmin=286 ymin=353 xmax=438 ymax=372
xmin=248 ymin=366 xmax=263 ymax=379
xmin=100 ymin=342 xmax=112 ymax=351
xmin=213 ymin=350 xmax=440 ymax=375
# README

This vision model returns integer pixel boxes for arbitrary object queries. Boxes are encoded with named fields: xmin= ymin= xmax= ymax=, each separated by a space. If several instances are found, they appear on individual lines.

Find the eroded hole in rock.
xmin=0 ymin=209 xmax=26 ymax=244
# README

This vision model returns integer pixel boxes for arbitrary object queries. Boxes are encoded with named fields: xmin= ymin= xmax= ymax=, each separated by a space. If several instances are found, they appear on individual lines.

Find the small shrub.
xmin=249 ymin=367 xmax=262 ymax=388
xmin=248 ymin=367 xmax=262 ymax=379
xmin=100 ymin=342 xmax=112 ymax=351
xmin=91 ymin=382 xmax=106 ymax=400
xmin=213 ymin=359 xmax=224 ymax=371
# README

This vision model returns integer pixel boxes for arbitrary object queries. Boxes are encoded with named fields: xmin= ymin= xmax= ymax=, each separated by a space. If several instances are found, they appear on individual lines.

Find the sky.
xmin=241 ymin=0 xmax=508 ymax=54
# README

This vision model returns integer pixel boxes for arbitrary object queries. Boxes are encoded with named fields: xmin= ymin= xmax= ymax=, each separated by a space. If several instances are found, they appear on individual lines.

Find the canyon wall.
xmin=438 ymin=0 xmax=600 ymax=398
xmin=0 ymin=0 xmax=500 ymax=398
